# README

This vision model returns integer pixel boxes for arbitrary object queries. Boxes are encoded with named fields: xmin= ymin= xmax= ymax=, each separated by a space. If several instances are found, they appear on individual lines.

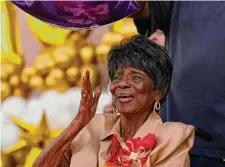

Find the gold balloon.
xmin=112 ymin=19 xmax=124 ymax=33
xmin=67 ymin=32 xmax=83 ymax=43
xmin=21 ymin=66 xmax=36 ymax=84
xmin=52 ymin=45 xmax=76 ymax=57
xmin=79 ymin=30 xmax=89 ymax=37
xmin=67 ymin=30 xmax=89 ymax=43
xmin=9 ymin=75 xmax=20 ymax=88
xmin=54 ymin=80 xmax=70 ymax=93
xmin=52 ymin=53 xmax=71 ymax=69
xmin=46 ymin=68 xmax=70 ymax=92
xmin=2 ymin=64 xmax=16 ymax=76
xmin=1 ymin=82 xmax=12 ymax=101
xmin=13 ymin=88 xmax=29 ymax=99
xmin=48 ymin=68 xmax=65 ymax=80
xmin=45 ymin=76 xmax=57 ymax=88
xmin=80 ymin=46 xmax=94 ymax=64
xmin=34 ymin=54 xmax=54 ymax=76
xmin=1 ymin=68 xmax=10 ymax=81
xmin=118 ymin=20 xmax=138 ymax=37
xmin=52 ymin=45 xmax=77 ymax=69
xmin=22 ymin=66 xmax=36 ymax=76
xmin=112 ymin=18 xmax=137 ymax=37
xmin=95 ymin=44 xmax=110 ymax=64
xmin=29 ymin=75 xmax=44 ymax=90
xmin=69 ymin=54 xmax=83 ymax=67
xmin=46 ymin=76 xmax=70 ymax=93
xmin=20 ymin=75 xmax=29 ymax=85
xmin=102 ymin=32 xmax=124 ymax=46
xmin=21 ymin=75 xmax=28 ymax=85
xmin=66 ymin=67 xmax=80 ymax=84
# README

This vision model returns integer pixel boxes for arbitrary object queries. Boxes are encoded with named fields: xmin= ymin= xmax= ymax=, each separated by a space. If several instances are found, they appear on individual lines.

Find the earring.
xmin=113 ymin=107 xmax=119 ymax=116
xmin=153 ymin=101 xmax=161 ymax=113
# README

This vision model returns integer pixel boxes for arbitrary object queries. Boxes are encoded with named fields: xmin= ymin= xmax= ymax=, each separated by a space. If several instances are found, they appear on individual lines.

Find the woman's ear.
xmin=154 ymin=91 xmax=165 ymax=102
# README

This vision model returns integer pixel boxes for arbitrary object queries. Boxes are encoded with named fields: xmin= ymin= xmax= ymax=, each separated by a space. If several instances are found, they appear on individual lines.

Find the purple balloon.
xmin=12 ymin=1 xmax=140 ymax=30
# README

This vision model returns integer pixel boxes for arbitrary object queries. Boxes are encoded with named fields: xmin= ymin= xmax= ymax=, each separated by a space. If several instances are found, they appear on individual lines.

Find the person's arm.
xmin=33 ymin=118 xmax=83 ymax=167
xmin=33 ymin=70 xmax=101 ymax=167
xmin=132 ymin=1 xmax=173 ymax=37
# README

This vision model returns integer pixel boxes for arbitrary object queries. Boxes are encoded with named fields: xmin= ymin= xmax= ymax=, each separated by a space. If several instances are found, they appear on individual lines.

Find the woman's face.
xmin=109 ymin=67 xmax=161 ymax=115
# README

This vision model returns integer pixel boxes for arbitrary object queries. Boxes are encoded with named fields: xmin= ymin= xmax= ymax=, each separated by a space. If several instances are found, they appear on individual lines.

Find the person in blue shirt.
xmin=132 ymin=1 xmax=225 ymax=167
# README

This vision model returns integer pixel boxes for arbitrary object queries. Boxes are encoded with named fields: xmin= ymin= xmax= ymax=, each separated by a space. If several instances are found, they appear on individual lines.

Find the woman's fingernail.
xmin=96 ymin=86 xmax=101 ymax=92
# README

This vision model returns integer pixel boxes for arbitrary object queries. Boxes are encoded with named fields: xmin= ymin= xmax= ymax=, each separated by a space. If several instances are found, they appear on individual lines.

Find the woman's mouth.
xmin=117 ymin=94 xmax=134 ymax=103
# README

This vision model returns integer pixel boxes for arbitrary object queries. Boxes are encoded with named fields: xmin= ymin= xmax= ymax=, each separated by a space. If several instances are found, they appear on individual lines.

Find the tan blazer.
xmin=61 ymin=112 xmax=195 ymax=167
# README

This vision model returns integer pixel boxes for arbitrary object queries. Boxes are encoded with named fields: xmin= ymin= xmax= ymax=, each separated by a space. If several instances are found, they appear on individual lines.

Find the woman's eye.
xmin=132 ymin=76 xmax=143 ymax=81
xmin=112 ymin=76 xmax=121 ymax=82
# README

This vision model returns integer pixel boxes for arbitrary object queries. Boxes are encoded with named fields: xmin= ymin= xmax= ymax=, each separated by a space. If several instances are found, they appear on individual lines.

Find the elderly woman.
xmin=33 ymin=35 xmax=194 ymax=167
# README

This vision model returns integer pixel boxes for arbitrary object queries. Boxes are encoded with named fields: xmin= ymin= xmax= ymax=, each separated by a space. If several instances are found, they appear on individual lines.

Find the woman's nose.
xmin=118 ymin=79 xmax=130 ymax=89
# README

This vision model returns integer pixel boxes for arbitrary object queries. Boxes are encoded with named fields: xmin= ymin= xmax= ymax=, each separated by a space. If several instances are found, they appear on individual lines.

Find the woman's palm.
xmin=77 ymin=70 xmax=101 ymax=126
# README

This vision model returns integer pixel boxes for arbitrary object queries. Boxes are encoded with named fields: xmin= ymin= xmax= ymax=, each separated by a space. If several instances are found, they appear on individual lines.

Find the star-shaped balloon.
xmin=3 ymin=112 xmax=62 ymax=167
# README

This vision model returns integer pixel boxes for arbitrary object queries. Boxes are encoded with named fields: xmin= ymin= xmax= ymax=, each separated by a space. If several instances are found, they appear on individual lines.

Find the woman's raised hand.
xmin=33 ymin=71 xmax=101 ymax=167
xmin=76 ymin=70 xmax=101 ymax=126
